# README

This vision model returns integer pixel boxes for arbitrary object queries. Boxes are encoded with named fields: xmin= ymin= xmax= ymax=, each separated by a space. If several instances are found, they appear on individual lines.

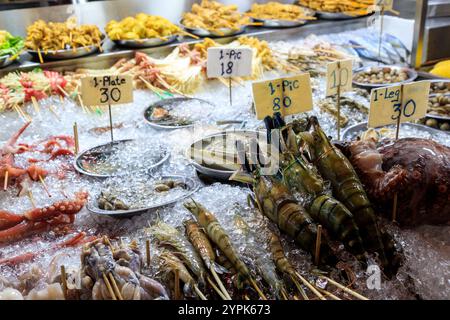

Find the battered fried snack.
xmin=25 ymin=17 xmax=103 ymax=52
xmin=106 ymin=14 xmax=184 ymax=40
xmin=246 ymin=2 xmax=316 ymax=21
xmin=298 ymin=0 xmax=374 ymax=16
xmin=182 ymin=0 xmax=251 ymax=31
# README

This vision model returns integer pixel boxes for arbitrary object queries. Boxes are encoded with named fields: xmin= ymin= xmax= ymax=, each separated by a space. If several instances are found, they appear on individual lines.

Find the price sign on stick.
xmin=375 ymin=0 xmax=394 ymax=11
xmin=207 ymin=47 xmax=252 ymax=106
xmin=326 ymin=59 xmax=353 ymax=97
xmin=368 ymin=81 xmax=430 ymax=128
xmin=252 ymin=73 xmax=313 ymax=120
xmin=81 ymin=75 xmax=134 ymax=143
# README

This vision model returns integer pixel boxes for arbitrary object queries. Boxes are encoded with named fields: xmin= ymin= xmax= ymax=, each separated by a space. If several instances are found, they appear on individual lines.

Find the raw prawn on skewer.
xmin=184 ymin=200 xmax=267 ymax=300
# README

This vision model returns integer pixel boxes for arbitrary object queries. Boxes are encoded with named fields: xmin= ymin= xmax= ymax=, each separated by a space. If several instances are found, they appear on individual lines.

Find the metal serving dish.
xmin=0 ymin=55 xmax=14 ymax=68
xmin=187 ymin=130 xmax=268 ymax=180
xmin=113 ymin=35 xmax=178 ymax=48
xmin=352 ymin=65 xmax=418 ymax=89
xmin=144 ymin=97 xmax=214 ymax=130
xmin=316 ymin=10 xmax=371 ymax=20
xmin=180 ymin=21 xmax=246 ymax=37
xmin=86 ymin=175 xmax=199 ymax=218
xmin=251 ymin=17 xmax=307 ymax=28
xmin=342 ymin=121 xmax=445 ymax=141
xmin=74 ymin=139 xmax=170 ymax=178
xmin=28 ymin=37 xmax=104 ymax=61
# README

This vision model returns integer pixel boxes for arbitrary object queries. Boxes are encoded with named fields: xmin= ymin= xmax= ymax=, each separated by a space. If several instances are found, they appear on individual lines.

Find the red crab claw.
xmin=27 ymin=165 xmax=48 ymax=181
xmin=1 ymin=121 xmax=32 ymax=156
xmin=0 ymin=210 xmax=25 ymax=230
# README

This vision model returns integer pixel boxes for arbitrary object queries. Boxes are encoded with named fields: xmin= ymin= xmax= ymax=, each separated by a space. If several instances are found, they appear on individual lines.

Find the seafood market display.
xmin=0 ymin=3 xmax=449 ymax=302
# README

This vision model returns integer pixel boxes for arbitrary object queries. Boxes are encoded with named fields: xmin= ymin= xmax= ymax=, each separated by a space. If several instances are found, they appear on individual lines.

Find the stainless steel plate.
xmin=113 ymin=35 xmax=178 ymax=48
xmin=144 ymin=97 xmax=214 ymax=130
xmin=181 ymin=21 xmax=246 ymax=37
xmin=352 ymin=65 xmax=418 ymax=89
xmin=74 ymin=139 xmax=170 ymax=178
xmin=342 ymin=121 xmax=445 ymax=141
xmin=251 ymin=17 xmax=306 ymax=28
xmin=316 ymin=10 xmax=371 ymax=20
xmin=28 ymin=38 xmax=104 ymax=61
xmin=0 ymin=55 xmax=14 ymax=68
xmin=86 ymin=175 xmax=199 ymax=218
xmin=187 ymin=130 xmax=265 ymax=180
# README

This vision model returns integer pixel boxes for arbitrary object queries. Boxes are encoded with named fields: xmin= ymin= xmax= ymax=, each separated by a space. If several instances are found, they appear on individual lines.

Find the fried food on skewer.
xmin=246 ymin=2 xmax=316 ymax=22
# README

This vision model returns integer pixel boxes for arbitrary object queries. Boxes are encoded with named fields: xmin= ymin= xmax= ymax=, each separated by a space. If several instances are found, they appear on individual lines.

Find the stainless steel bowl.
xmin=180 ymin=21 xmax=246 ymax=37
xmin=251 ymin=17 xmax=306 ymax=28
xmin=0 ymin=55 xmax=14 ymax=68
xmin=74 ymin=139 xmax=170 ymax=178
xmin=352 ymin=65 xmax=418 ymax=89
xmin=113 ymin=35 xmax=178 ymax=48
xmin=27 ymin=37 xmax=104 ymax=61
xmin=86 ymin=175 xmax=199 ymax=218
xmin=316 ymin=10 xmax=371 ymax=20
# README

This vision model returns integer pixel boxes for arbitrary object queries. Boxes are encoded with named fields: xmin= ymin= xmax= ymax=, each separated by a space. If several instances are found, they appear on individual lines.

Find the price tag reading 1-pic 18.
xmin=326 ymin=59 xmax=353 ymax=97
xmin=252 ymin=74 xmax=313 ymax=120
xmin=368 ymin=80 xmax=430 ymax=128
xmin=206 ymin=47 xmax=253 ymax=78
xmin=81 ymin=75 xmax=134 ymax=106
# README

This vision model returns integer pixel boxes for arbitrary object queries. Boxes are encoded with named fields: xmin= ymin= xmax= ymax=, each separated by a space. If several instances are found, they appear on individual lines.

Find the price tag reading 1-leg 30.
xmin=252 ymin=73 xmax=313 ymax=120
xmin=81 ymin=75 xmax=133 ymax=107
xmin=368 ymin=80 xmax=430 ymax=128
xmin=326 ymin=59 xmax=353 ymax=97
xmin=206 ymin=47 xmax=253 ymax=78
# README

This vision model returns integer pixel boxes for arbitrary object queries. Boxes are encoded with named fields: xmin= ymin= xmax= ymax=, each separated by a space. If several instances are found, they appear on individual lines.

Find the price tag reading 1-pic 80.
xmin=206 ymin=47 xmax=253 ymax=78
xmin=368 ymin=80 xmax=430 ymax=128
xmin=326 ymin=59 xmax=353 ymax=97
xmin=80 ymin=75 xmax=134 ymax=107
xmin=252 ymin=73 xmax=313 ymax=120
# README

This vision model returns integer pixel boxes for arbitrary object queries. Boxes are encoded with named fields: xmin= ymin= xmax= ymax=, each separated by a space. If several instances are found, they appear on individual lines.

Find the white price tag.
xmin=207 ymin=47 xmax=253 ymax=78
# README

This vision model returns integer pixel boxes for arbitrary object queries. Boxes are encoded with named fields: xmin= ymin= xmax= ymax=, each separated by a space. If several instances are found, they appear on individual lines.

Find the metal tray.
xmin=352 ymin=65 xmax=418 ymax=89
xmin=27 ymin=37 xmax=104 ymax=61
xmin=316 ymin=10 xmax=371 ymax=20
xmin=0 ymin=55 xmax=14 ymax=68
xmin=250 ymin=17 xmax=307 ymax=28
xmin=143 ymin=97 xmax=214 ymax=130
xmin=187 ymin=130 xmax=265 ymax=180
xmin=86 ymin=175 xmax=199 ymax=218
xmin=113 ymin=35 xmax=178 ymax=48
xmin=180 ymin=21 xmax=246 ymax=38
xmin=342 ymin=121 xmax=445 ymax=141
xmin=74 ymin=139 xmax=170 ymax=178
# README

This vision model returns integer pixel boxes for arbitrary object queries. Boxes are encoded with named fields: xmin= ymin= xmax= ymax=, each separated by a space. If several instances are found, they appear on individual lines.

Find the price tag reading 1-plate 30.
xmin=206 ymin=47 xmax=253 ymax=78
xmin=81 ymin=75 xmax=133 ymax=107
xmin=252 ymin=74 xmax=313 ymax=120
xmin=368 ymin=81 xmax=430 ymax=127
xmin=326 ymin=59 xmax=353 ymax=97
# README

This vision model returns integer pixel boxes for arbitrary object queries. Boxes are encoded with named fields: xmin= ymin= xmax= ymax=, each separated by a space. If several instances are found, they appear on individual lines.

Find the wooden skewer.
xmin=60 ymin=265 xmax=68 ymax=299
xmin=3 ymin=171 xmax=9 ymax=191
xmin=108 ymin=272 xmax=123 ymax=300
xmin=179 ymin=30 xmax=199 ymax=40
xmin=31 ymin=96 xmax=40 ymax=114
xmin=39 ymin=175 xmax=51 ymax=197
xmin=37 ymin=48 xmax=44 ymax=64
xmin=28 ymin=191 xmax=36 ymax=208
xmin=57 ymin=85 xmax=70 ymax=98
xmin=59 ymin=94 xmax=64 ymax=104
xmin=174 ymin=269 xmax=180 ymax=300
xmin=13 ymin=105 xmax=26 ymax=122
xmin=317 ymin=287 xmax=341 ymax=300
xmin=49 ymin=105 xmax=60 ymax=120
xmin=243 ymin=294 xmax=250 ymax=300
xmin=249 ymin=278 xmax=267 ymax=300
xmin=314 ymin=225 xmax=323 ymax=266
xmin=102 ymin=272 xmax=117 ymax=300
xmin=17 ymin=105 xmax=32 ymax=122
xmin=193 ymin=284 xmax=208 ymax=300
xmin=295 ymin=272 xmax=326 ymax=300
xmin=207 ymin=276 xmax=227 ymax=300
xmin=73 ymin=122 xmax=79 ymax=155
xmin=319 ymin=276 xmax=369 ymax=300
xmin=290 ymin=274 xmax=309 ymax=300
xmin=146 ymin=239 xmax=151 ymax=267
xmin=281 ymin=287 xmax=289 ymax=300
xmin=210 ymin=266 xmax=232 ymax=300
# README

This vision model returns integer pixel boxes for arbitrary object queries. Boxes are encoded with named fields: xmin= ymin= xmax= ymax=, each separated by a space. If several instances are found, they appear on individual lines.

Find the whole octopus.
xmin=340 ymin=137 xmax=450 ymax=227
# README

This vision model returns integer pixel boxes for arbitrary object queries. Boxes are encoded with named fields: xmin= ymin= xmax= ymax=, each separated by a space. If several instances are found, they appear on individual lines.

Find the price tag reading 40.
xmin=326 ymin=59 xmax=353 ymax=97
xmin=252 ymin=74 xmax=313 ymax=120
xmin=368 ymin=81 xmax=430 ymax=127
xmin=81 ymin=75 xmax=133 ymax=106
xmin=206 ymin=47 xmax=253 ymax=78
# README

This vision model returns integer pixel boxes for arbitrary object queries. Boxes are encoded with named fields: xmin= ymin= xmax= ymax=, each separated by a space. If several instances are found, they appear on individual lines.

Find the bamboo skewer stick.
xmin=37 ymin=48 xmax=44 ymax=64
xmin=317 ymin=287 xmax=341 ymax=300
xmin=281 ymin=287 xmax=289 ymax=300
xmin=57 ymin=85 xmax=70 ymax=98
xmin=146 ymin=239 xmax=151 ymax=267
xmin=49 ymin=105 xmax=60 ymax=120
xmin=73 ymin=122 xmax=79 ymax=155
xmin=290 ymin=275 xmax=309 ymax=300
xmin=13 ymin=105 xmax=27 ymax=122
xmin=249 ymin=278 xmax=267 ymax=300
xmin=207 ymin=276 xmax=227 ymax=300
xmin=108 ymin=272 xmax=123 ymax=300
xmin=314 ymin=225 xmax=322 ymax=265
xmin=28 ymin=191 xmax=36 ymax=208
xmin=193 ymin=284 xmax=208 ymax=300
xmin=17 ymin=105 xmax=32 ymax=122
xmin=3 ymin=171 xmax=8 ymax=191
xmin=295 ymin=272 xmax=326 ymax=300
xmin=60 ymin=265 xmax=68 ymax=299
xmin=39 ymin=175 xmax=51 ymax=197
xmin=31 ymin=96 xmax=41 ymax=114
xmin=319 ymin=276 xmax=369 ymax=300
xmin=210 ymin=266 xmax=232 ymax=300
xmin=102 ymin=272 xmax=117 ymax=300
xmin=243 ymin=294 xmax=250 ymax=300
